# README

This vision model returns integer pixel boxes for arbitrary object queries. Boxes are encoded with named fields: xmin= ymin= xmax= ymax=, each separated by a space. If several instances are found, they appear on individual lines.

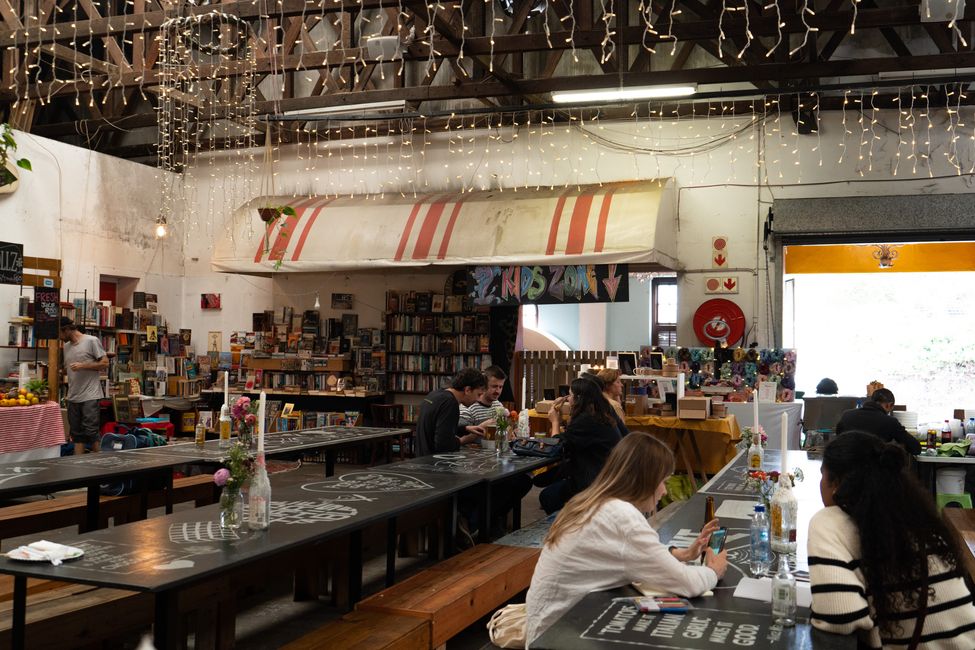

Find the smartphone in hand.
xmin=708 ymin=527 xmax=728 ymax=554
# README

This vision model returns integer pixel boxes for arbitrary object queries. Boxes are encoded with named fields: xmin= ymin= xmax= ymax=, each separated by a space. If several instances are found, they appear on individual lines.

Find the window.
xmin=652 ymin=277 xmax=677 ymax=347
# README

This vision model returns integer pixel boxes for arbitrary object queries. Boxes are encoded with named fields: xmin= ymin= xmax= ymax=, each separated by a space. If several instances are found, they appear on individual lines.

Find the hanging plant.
xmin=258 ymin=205 xmax=296 ymax=224
xmin=0 ymin=124 xmax=32 ymax=189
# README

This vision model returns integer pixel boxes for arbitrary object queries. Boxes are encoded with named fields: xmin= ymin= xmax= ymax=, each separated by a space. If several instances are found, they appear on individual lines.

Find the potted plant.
xmin=257 ymin=205 xmax=296 ymax=224
xmin=0 ymin=123 xmax=32 ymax=192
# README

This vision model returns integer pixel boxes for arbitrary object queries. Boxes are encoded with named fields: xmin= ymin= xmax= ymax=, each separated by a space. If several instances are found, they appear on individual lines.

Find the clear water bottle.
xmin=749 ymin=504 xmax=771 ymax=576
xmin=966 ymin=418 xmax=975 ymax=436
xmin=772 ymin=556 xmax=797 ymax=626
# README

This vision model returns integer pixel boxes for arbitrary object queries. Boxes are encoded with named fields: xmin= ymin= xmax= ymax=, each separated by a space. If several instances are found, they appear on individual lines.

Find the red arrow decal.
xmin=713 ymin=254 xmax=727 ymax=267
xmin=724 ymin=278 xmax=737 ymax=290
xmin=602 ymin=264 xmax=622 ymax=301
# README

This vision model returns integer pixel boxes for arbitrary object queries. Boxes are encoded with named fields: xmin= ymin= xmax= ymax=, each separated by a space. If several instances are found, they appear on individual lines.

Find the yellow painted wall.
xmin=784 ymin=242 xmax=975 ymax=274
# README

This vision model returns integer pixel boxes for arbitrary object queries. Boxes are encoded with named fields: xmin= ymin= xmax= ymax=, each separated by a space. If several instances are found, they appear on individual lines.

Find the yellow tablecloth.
xmin=528 ymin=411 xmax=740 ymax=475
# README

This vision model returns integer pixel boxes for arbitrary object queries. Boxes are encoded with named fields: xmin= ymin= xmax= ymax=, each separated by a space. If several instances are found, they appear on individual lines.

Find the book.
xmin=431 ymin=294 xmax=445 ymax=313
xmin=341 ymin=313 xmax=358 ymax=337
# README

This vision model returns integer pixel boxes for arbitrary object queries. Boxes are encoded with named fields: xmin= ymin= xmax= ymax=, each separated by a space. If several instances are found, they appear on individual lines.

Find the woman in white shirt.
xmin=525 ymin=431 xmax=728 ymax=647
xmin=809 ymin=431 xmax=975 ymax=649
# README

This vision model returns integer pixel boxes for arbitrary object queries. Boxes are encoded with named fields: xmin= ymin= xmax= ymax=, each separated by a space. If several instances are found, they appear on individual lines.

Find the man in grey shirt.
xmin=60 ymin=317 xmax=108 ymax=453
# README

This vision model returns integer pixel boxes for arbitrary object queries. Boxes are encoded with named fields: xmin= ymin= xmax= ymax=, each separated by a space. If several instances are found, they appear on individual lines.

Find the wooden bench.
xmin=357 ymin=543 xmax=540 ymax=648
xmin=944 ymin=508 xmax=975 ymax=582
xmin=280 ymin=610 xmax=430 ymax=649
xmin=0 ymin=473 xmax=219 ymax=544
xmin=0 ymin=577 xmax=152 ymax=649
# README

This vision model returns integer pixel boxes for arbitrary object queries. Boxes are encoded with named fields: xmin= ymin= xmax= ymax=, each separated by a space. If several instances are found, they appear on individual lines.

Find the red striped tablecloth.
xmin=0 ymin=401 xmax=65 ymax=454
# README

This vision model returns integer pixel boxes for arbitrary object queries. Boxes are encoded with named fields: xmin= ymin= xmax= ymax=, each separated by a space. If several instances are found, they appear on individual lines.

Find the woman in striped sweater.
xmin=808 ymin=431 xmax=975 ymax=649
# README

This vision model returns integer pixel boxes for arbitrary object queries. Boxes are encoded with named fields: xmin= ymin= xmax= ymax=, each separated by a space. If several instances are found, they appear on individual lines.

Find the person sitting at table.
xmin=525 ymin=432 xmax=728 ymax=647
xmin=458 ymin=365 xmax=532 ymax=539
xmin=809 ymin=431 xmax=975 ymax=648
xmin=835 ymin=388 xmax=921 ymax=454
xmin=414 ymin=367 xmax=487 ymax=457
xmin=539 ymin=376 xmax=626 ymax=515
xmin=596 ymin=368 xmax=627 ymax=422
xmin=816 ymin=377 xmax=839 ymax=395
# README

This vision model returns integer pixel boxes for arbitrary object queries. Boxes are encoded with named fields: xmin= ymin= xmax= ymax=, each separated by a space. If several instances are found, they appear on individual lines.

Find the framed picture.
xmin=207 ymin=331 xmax=221 ymax=352
xmin=281 ymin=403 xmax=295 ymax=417
xmin=331 ymin=293 xmax=354 ymax=310
xmin=201 ymin=293 xmax=222 ymax=310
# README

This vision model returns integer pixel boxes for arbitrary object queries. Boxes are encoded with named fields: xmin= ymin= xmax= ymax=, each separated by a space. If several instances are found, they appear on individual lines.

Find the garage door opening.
xmin=783 ymin=242 xmax=975 ymax=425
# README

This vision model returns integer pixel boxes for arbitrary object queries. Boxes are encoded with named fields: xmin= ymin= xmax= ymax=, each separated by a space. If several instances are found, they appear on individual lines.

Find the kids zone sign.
xmin=470 ymin=264 xmax=629 ymax=305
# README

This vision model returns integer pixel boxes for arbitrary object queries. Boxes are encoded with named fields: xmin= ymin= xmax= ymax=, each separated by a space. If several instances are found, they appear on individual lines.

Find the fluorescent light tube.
xmin=552 ymin=85 xmax=697 ymax=104
xmin=278 ymin=100 xmax=407 ymax=118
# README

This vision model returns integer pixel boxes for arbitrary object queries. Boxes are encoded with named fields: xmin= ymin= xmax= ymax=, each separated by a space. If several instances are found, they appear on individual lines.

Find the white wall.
xmin=0 ymin=132 xmax=186 ymax=368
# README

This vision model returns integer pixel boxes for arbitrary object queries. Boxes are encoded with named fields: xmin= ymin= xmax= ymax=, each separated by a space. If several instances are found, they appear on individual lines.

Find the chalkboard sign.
xmin=33 ymin=286 xmax=60 ymax=339
xmin=0 ymin=241 xmax=24 ymax=285
xmin=469 ymin=264 xmax=629 ymax=306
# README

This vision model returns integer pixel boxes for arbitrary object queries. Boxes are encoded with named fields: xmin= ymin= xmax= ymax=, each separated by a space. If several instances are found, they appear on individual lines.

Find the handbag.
xmin=487 ymin=603 xmax=526 ymax=648
xmin=511 ymin=437 xmax=563 ymax=459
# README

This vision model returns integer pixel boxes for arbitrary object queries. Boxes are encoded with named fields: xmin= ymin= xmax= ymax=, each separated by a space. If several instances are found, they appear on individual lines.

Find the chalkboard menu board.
xmin=0 ymin=241 xmax=24 ymax=285
xmin=33 ymin=286 xmax=60 ymax=339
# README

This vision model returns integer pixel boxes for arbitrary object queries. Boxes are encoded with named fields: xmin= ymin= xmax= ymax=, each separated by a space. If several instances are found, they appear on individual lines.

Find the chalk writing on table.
xmin=41 ymin=454 xmax=161 ymax=469
xmin=301 ymin=472 xmax=434 ymax=493
xmin=71 ymin=540 xmax=192 ymax=575
xmin=0 ymin=466 xmax=44 ymax=487
xmin=246 ymin=499 xmax=359 ymax=524
xmin=396 ymin=451 xmax=534 ymax=476
xmin=579 ymin=603 xmax=804 ymax=648
xmin=170 ymin=521 xmax=240 ymax=544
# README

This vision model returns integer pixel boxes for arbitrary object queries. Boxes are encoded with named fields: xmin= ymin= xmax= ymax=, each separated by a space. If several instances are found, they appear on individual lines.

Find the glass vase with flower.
xmin=743 ymin=468 xmax=804 ymax=513
xmin=231 ymin=395 xmax=260 ymax=449
xmin=213 ymin=441 xmax=254 ymax=529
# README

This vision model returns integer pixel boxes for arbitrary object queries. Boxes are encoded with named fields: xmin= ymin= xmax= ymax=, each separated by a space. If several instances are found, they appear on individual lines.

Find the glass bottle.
xmin=218 ymin=404 xmax=232 ymax=449
xmin=770 ymin=474 xmax=798 ymax=553
xmin=195 ymin=422 xmax=206 ymax=448
xmin=748 ymin=438 xmax=764 ymax=469
xmin=772 ymin=556 xmax=797 ymax=626
xmin=749 ymin=504 xmax=771 ymax=576
xmin=247 ymin=453 xmax=271 ymax=531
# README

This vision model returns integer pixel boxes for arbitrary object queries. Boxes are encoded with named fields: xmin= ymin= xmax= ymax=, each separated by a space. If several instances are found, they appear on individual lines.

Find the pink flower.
xmin=245 ymin=413 xmax=257 ymax=425
xmin=235 ymin=396 xmax=251 ymax=408
xmin=213 ymin=468 xmax=230 ymax=486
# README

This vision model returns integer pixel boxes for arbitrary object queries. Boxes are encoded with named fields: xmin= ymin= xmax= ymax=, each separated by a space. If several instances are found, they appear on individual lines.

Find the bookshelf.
xmin=384 ymin=291 xmax=492 ymax=400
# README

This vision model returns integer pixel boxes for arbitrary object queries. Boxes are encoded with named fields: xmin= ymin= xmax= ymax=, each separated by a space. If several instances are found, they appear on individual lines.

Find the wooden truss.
xmin=1 ymin=0 xmax=973 ymax=161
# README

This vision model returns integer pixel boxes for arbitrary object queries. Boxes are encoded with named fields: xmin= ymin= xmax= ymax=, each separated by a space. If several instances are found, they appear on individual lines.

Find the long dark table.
xmin=1 ymin=466 xmax=481 ymax=650
xmin=531 ymin=450 xmax=856 ymax=649
xmin=388 ymin=447 xmax=559 ymax=541
xmin=0 ymin=426 xmax=410 ymax=531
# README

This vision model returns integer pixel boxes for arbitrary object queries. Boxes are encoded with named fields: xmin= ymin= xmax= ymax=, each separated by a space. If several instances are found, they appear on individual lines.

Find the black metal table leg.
xmin=12 ymin=575 xmax=26 ymax=650
xmin=386 ymin=516 xmax=397 ymax=587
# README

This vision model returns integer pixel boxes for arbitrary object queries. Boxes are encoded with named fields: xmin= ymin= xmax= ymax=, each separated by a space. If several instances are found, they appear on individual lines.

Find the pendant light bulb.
xmin=155 ymin=221 xmax=168 ymax=238
xmin=314 ymin=292 xmax=320 ymax=310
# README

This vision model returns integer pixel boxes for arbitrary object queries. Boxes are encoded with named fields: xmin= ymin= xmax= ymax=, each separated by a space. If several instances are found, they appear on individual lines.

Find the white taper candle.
xmin=258 ymin=390 xmax=266 ymax=453
xmin=780 ymin=412 xmax=789 ymax=475
xmin=752 ymin=391 xmax=760 ymax=430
